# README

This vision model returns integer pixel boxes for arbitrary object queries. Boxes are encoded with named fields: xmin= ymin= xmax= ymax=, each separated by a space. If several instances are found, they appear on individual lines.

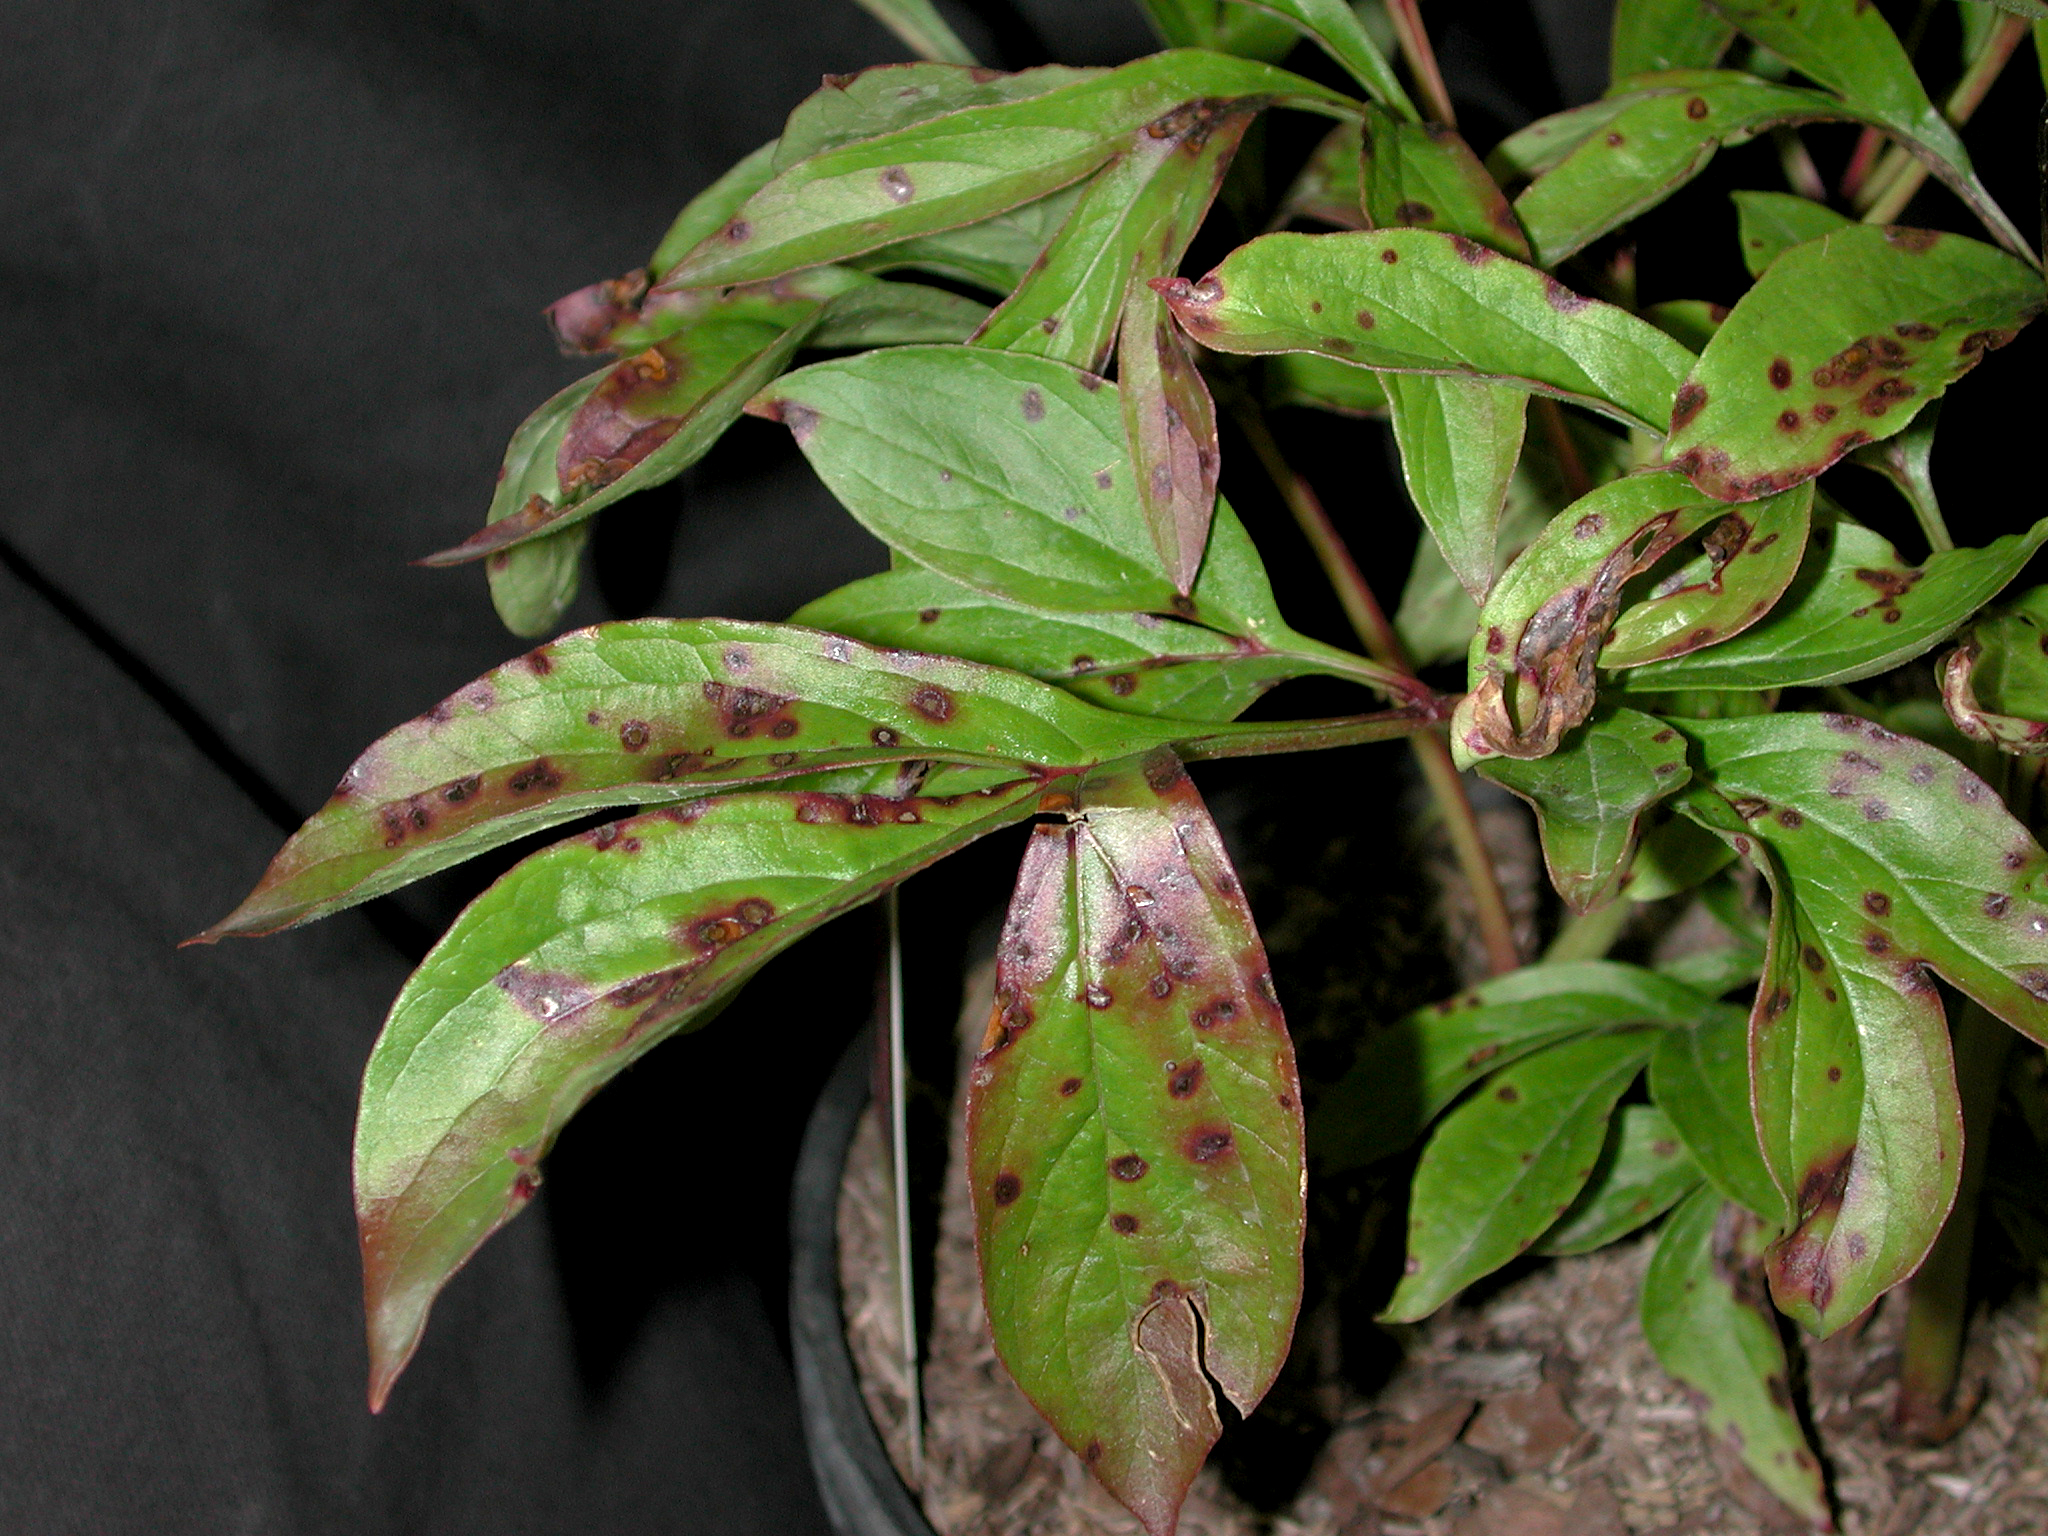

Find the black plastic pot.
xmin=791 ymin=1026 xmax=940 ymax=1536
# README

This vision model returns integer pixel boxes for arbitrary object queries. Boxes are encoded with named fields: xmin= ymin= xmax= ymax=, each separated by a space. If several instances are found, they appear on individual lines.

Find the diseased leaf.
xmin=1483 ymin=708 xmax=1694 ymax=912
xmin=1157 ymin=229 xmax=1696 ymax=432
xmin=475 ymin=370 xmax=606 ymax=637
xmin=847 ymin=0 xmax=979 ymax=66
xmin=1664 ymin=225 xmax=2042 ymax=501
xmin=1232 ymin=0 xmax=1416 ymax=114
xmin=1703 ymin=0 xmax=2030 ymax=257
xmin=1487 ymin=98 xmax=1640 ymax=184
xmin=1623 ymin=504 xmax=2048 ymax=691
xmin=194 ymin=619 xmax=1207 ymax=940
xmin=1732 ymin=189 xmax=1853 ymax=278
xmin=1535 ymin=1103 xmax=1702 ymax=1255
xmin=1359 ymin=106 xmax=1531 ymax=259
xmin=1677 ymin=712 xmax=2048 ymax=1329
xmin=1611 ymin=0 xmax=1734 ymax=80
xmin=429 ymin=273 xmax=864 ymax=565
xmin=773 ymin=63 xmax=1094 ymax=173
xmin=650 ymin=141 xmax=783 ymax=277
xmin=656 ymin=52 xmax=1358 ymax=292
xmin=357 ymin=775 xmax=1053 ymax=1408
xmin=1313 ymin=959 xmax=1710 ymax=1172
xmin=1266 ymin=351 xmax=1388 ymax=415
xmin=1650 ymin=997 xmax=1782 ymax=1217
xmin=967 ymin=753 xmax=1303 ymax=1536
xmin=859 ymin=183 xmax=1086 ymax=293
xmin=791 ymin=502 xmax=1409 ymax=721
xmin=1384 ymin=1029 xmax=1658 ymax=1320
xmin=1601 ymin=480 xmax=1813 ymax=668
xmin=757 ymin=346 xmax=1241 ymax=620
xmin=1642 ymin=1189 xmax=1831 ymax=1526
xmin=1453 ymin=471 xmax=1753 ymax=765
xmin=1943 ymin=587 xmax=2048 ymax=754
xmin=1122 ymin=290 xmax=1223 ymax=596
xmin=809 ymin=279 xmax=990 ymax=347
xmin=1514 ymin=73 xmax=1867 ymax=267
xmin=974 ymin=102 xmax=1251 ymax=370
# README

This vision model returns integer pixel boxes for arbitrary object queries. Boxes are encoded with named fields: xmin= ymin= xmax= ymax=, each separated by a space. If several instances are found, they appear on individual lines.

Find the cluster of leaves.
xmin=200 ymin=0 xmax=2048 ymax=1531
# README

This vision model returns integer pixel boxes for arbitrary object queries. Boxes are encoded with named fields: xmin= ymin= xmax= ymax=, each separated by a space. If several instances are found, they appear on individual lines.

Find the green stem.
xmin=1178 ymin=701 xmax=1450 ymax=761
xmin=1542 ymin=894 xmax=1636 ymax=964
xmin=1231 ymin=402 xmax=1523 ymax=975
xmin=1384 ymin=0 xmax=1457 ymax=129
xmin=1860 ymin=15 xmax=2028 ymax=224
xmin=1894 ymin=999 xmax=2011 ymax=1438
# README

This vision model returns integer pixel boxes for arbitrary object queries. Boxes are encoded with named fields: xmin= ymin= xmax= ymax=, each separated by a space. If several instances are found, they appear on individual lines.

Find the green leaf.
xmin=1622 ymin=503 xmax=2048 ymax=691
xmin=1234 ymin=0 xmax=1417 ymax=116
xmin=1677 ymin=712 xmax=2048 ymax=1329
xmin=1265 ymin=350 xmax=1387 ymax=415
xmin=1384 ymin=376 xmax=1529 ymax=603
xmin=1513 ymin=73 xmax=1864 ymax=267
xmin=1627 ymin=810 xmax=1741 ymax=906
xmin=1664 ymin=224 xmax=2042 ymax=501
xmin=1279 ymin=121 xmax=1367 ymax=229
xmin=1642 ymin=299 xmax=1728 ymax=352
xmin=1641 ymin=1189 xmax=1831 ymax=1526
xmin=1486 ymin=98 xmax=1639 ymax=184
xmin=1649 ymin=998 xmax=1782 ymax=1217
xmin=1158 ymin=229 xmax=1696 ymax=432
xmin=1313 ymin=959 xmax=1711 ymax=1172
xmin=847 ymin=0 xmax=979 ymax=65
xmin=858 ymin=183 xmax=1086 ymax=293
xmin=1944 ymin=586 xmax=2048 ymax=754
xmin=791 ymin=502 xmax=1405 ymax=721
xmin=1845 ymin=398 xmax=1944 ymax=542
xmin=649 ymin=140 xmax=782 ymax=278
xmin=475 ymin=370 xmax=606 ymax=637
xmin=1483 ymin=708 xmax=1694 ymax=912
xmin=657 ymin=51 xmax=1359 ymax=292
xmin=1454 ymin=470 xmax=1788 ymax=765
xmin=773 ymin=64 xmax=1094 ymax=173
xmin=1703 ymin=0 xmax=2030 ymax=257
xmin=967 ymin=753 xmax=1303 ymax=1536
xmin=1611 ymin=0 xmax=1734 ymax=80
xmin=973 ymin=103 xmax=1251 ymax=370
xmin=1384 ymin=1029 xmax=1658 ymax=1320
xmin=356 ymin=774 xmax=1052 ymax=1409
xmin=1534 ymin=1103 xmax=1702 ymax=1254
xmin=427 ymin=273 xmax=863 ymax=565
xmin=755 ymin=346 xmax=1238 ymax=619
xmin=1601 ymin=480 xmax=1813 ymax=668
xmin=809 ymin=279 xmax=990 ymax=347
xmin=195 ymin=619 xmax=1202 ymax=940
xmin=1121 ymin=288 xmax=1224 ymax=596
xmin=1360 ymin=106 xmax=1531 ymax=259
xmin=1732 ymin=189 xmax=1853 ymax=279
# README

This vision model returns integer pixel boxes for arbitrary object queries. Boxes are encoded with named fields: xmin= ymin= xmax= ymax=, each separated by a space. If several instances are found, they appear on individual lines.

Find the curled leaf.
xmin=1943 ymin=588 xmax=2048 ymax=754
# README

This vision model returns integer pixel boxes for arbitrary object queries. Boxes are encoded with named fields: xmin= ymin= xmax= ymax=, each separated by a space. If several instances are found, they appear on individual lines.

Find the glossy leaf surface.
xmin=1732 ymin=189 xmax=1852 ymax=278
xmin=476 ymin=371 xmax=606 ymax=637
xmin=1359 ymin=107 xmax=1530 ymax=258
xmin=1665 ymin=225 xmax=2041 ymax=501
xmin=1601 ymin=481 xmax=1813 ymax=668
xmin=757 ymin=347 xmax=1234 ymax=619
xmin=1624 ymin=506 xmax=2048 ymax=690
xmin=772 ymin=63 xmax=1095 ymax=173
xmin=1236 ymin=0 xmax=1414 ymax=113
xmin=1487 ymin=98 xmax=1636 ymax=183
xmin=1611 ymin=0 xmax=1733 ymax=78
xmin=1483 ymin=708 xmax=1693 ymax=912
xmin=1679 ymin=713 xmax=2048 ymax=1328
xmin=1454 ymin=471 xmax=1727 ymax=765
xmin=1314 ymin=960 xmax=1707 ymax=1172
xmin=1384 ymin=1029 xmax=1657 ymax=1319
xmin=1122 ymin=291 xmax=1223 ymax=596
xmin=858 ymin=183 xmax=1085 ymax=293
xmin=968 ymin=755 xmax=1303 ymax=1536
xmin=1642 ymin=1189 xmax=1830 ymax=1525
xmin=809 ymin=279 xmax=990 ymax=347
xmin=1534 ymin=1103 xmax=1701 ymax=1255
xmin=1265 ymin=351 xmax=1387 ymax=415
xmin=359 ymin=776 xmax=1052 ymax=1407
xmin=429 ymin=275 xmax=859 ymax=565
xmin=1649 ymin=998 xmax=1781 ymax=1218
xmin=199 ymin=620 xmax=1198 ymax=939
xmin=973 ymin=102 xmax=1248 ymax=370
xmin=1383 ymin=376 xmax=1528 ymax=602
xmin=1158 ymin=229 xmax=1695 ymax=432
xmin=658 ymin=52 xmax=1357 ymax=291
xmin=1513 ymin=73 xmax=1861 ymax=266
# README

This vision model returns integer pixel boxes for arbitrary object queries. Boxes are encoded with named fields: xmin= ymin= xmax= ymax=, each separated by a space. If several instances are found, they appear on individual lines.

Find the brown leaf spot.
xmin=1801 ymin=945 xmax=1825 ymax=973
xmin=1828 ymin=1065 xmax=1843 ymax=1083
xmin=1393 ymin=199 xmax=1434 ymax=223
xmin=1865 ymin=930 xmax=1890 ymax=956
xmin=1083 ymin=982 xmax=1113 ymax=1009
xmin=443 ymin=775 xmax=481 ymax=805
xmin=1863 ymin=891 xmax=1891 ymax=916
xmin=508 ymin=759 xmax=564 ymax=795
xmin=1185 ymin=1125 xmax=1234 ymax=1163
xmin=1863 ymin=798 xmax=1890 ymax=821
xmin=1543 ymin=275 xmax=1589 ymax=313
xmin=1168 ymin=1059 xmax=1205 ymax=1099
xmin=1355 ymin=308 xmax=1375 ymax=329
xmin=1019 ymin=387 xmax=1045 ymax=423
xmin=1671 ymin=382 xmax=1707 ymax=430
xmin=1496 ymin=1083 xmax=1521 ymax=1103
xmin=1380 ymin=247 xmax=1398 ymax=264
xmin=1985 ymin=892 xmax=2012 ymax=918
xmin=1059 ymin=1077 xmax=1082 ymax=1097
xmin=1111 ymin=1213 xmax=1139 ymax=1235
xmin=1685 ymin=95 xmax=1709 ymax=120
xmin=1110 ymin=1154 xmax=1149 ymax=1182
xmin=1777 ymin=409 xmax=1800 ymax=432
xmin=878 ymin=166 xmax=914 ymax=204
xmin=1448 ymin=234 xmax=1492 ymax=265
xmin=908 ymin=685 xmax=955 ymax=721
xmin=1777 ymin=807 xmax=1804 ymax=828
xmin=991 ymin=1171 xmax=1022 ymax=1206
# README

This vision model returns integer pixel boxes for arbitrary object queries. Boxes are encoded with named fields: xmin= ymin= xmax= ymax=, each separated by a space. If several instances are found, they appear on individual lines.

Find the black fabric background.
xmin=13 ymin=2 xmax=2030 ymax=1532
